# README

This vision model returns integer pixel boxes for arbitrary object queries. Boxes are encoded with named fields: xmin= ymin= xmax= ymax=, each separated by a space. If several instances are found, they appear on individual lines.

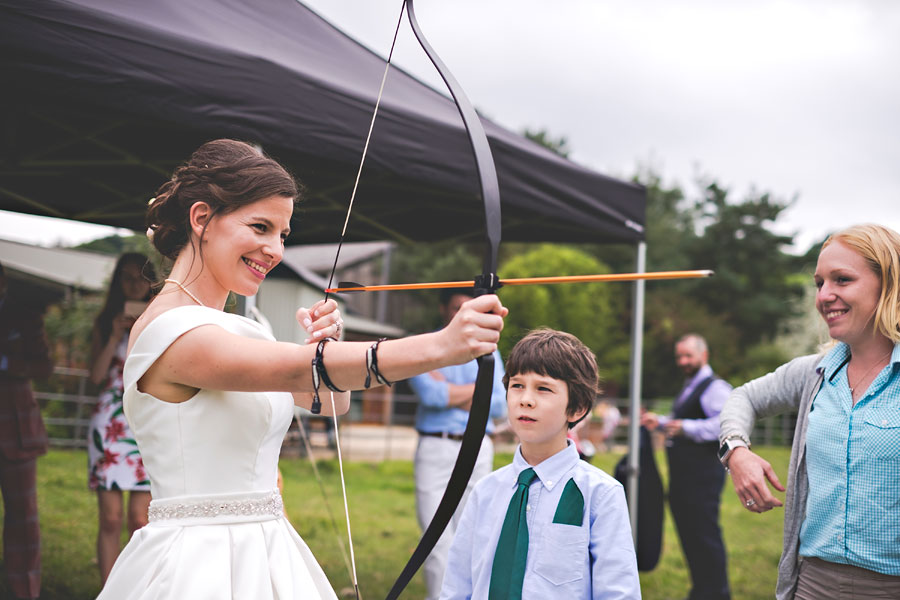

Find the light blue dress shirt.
xmin=799 ymin=342 xmax=900 ymax=575
xmin=658 ymin=364 xmax=731 ymax=442
xmin=440 ymin=443 xmax=641 ymax=599
xmin=409 ymin=350 xmax=506 ymax=434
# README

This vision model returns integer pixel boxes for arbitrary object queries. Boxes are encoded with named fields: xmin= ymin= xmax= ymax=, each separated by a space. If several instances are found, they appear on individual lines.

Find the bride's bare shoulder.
xmin=127 ymin=298 xmax=192 ymax=354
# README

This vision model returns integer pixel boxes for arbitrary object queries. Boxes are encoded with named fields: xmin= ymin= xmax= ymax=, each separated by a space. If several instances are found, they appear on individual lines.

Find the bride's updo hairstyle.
xmin=147 ymin=139 xmax=298 ymax=259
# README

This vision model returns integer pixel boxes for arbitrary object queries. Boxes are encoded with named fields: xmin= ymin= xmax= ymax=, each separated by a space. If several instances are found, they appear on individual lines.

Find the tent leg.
xmin=627 ymin=242 xmax=646 ymax=545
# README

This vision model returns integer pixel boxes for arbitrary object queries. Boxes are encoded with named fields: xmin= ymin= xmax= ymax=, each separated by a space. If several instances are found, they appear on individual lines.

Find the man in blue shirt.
xmin=408 ymin=288 xmax=507 ymax=600
xmin=642 ymin=333 xmax=732 ymax=600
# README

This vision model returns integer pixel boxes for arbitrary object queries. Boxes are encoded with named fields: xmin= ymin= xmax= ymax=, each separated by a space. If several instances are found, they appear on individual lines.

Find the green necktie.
xmin=489 ymin=467 xmax=538 ymax=600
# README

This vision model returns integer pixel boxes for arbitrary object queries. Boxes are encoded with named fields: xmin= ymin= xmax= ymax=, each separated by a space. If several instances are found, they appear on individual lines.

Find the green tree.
xmin=639 ymin=169 xmax=698 ymax=273
xmin=630 ymin=171 xmax=704 ymax=397
xmin=76 ymin=233 xmax=168 ymax=277
xmin=685 ymin=182 xmax=805 ymax=348
xmin=522 ymin=128 xmax=571 ymax=158
xmin=641 ymin=288 xmax=742 ymax=399
xmin=498 ymin=244 xmax=630 ymax=393
xmin=631 ymin=172 xmax=803 ymax=396
xmin=388 ymin=242 xmax=482 ymax=333
xmin=77 ymin=232 xmax=149 ymax=255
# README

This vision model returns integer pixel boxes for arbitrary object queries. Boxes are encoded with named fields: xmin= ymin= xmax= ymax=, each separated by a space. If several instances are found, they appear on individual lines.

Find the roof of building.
xmin=281 ymin=241 xmax=393 ymax=274
xmin=0 ymin=237 xmax=115 ymax=293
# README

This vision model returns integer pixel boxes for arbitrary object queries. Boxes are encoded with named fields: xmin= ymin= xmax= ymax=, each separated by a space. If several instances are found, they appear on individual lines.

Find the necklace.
xmin=164 ymin=279 xmax=205 ymax=307
xmin=848 ymin=349 xmax=893 ymax=393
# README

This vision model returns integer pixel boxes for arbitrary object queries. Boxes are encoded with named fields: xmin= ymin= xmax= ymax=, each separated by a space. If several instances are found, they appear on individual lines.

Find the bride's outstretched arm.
xmin=137 ymin=295 xmax=506 ymax=416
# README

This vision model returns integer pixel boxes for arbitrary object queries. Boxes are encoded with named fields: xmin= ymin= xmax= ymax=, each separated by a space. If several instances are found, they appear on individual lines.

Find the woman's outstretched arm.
xmin=137 ymin=295 xmax=507 ymax=416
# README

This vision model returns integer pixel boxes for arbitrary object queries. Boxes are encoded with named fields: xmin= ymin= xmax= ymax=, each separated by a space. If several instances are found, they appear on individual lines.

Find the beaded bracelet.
xmin=366 ymin=338 xmax=392 ymax=388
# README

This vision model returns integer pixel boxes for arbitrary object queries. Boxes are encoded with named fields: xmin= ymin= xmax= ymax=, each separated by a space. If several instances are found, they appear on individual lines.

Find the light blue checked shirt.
xmin=799 ymin=342 xmax=900 ymax=575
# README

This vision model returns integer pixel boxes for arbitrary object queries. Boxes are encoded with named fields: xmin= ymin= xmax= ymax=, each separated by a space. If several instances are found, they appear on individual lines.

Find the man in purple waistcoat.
xmin=642 ymin=333 xmax=732 ymax=600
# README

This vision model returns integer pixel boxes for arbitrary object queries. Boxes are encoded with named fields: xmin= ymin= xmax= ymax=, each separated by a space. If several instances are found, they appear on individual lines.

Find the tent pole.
xmin=627 ymin=241 xmax=646 ymax=544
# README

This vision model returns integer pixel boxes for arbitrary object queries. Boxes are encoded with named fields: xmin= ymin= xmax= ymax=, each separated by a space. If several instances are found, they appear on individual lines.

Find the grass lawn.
xmin=1 ymin=446 xmax=790 ymax=599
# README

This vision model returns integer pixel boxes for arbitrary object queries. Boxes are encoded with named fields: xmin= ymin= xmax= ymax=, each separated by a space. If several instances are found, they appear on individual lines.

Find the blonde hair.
xmin=822 ymin=223 xmax=900 ymax=343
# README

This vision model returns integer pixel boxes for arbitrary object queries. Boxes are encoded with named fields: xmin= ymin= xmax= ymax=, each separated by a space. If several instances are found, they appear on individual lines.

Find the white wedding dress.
xmin=98 ymin=306 xmax=338 ymax=599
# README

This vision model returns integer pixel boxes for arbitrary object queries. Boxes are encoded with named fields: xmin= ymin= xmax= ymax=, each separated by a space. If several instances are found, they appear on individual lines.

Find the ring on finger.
xmin=745 ymin=498 xmax=756 ymax=507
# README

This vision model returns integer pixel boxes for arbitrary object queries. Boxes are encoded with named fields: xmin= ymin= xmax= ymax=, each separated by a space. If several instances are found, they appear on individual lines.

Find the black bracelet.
xmin=310 ymin=337 xmax=341 ymax=414
xmin=310 ymin=354 xmax=322 ymax=414
xmin=366 ymin=338 xmax=392 ymax=387
xmin=315 ymin=338 xmax=344 ymax=392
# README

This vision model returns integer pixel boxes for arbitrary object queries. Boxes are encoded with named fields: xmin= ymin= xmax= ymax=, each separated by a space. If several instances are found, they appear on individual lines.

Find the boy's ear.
xmin=568 ymin=405 xmax=590 ymax=426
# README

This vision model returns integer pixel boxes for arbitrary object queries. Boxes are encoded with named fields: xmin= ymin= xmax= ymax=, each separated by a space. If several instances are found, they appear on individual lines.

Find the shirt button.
xmin=526 ymin=505 xmax=531 ymax=511
xmin=546 ymin=480 xmax=553 ymax=486
xmin=882 ymin=419 xmax=888 ymax=426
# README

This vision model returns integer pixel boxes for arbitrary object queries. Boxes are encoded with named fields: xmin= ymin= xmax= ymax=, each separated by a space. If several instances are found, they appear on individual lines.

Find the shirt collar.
xmin=818 ymin=342 xmax=851 ymax=382
xmin=512 ymin=442 xmax=580 ymax=492
xmin=817 ymin=341 xmax=900 ymax=383
xmin=684 ymin=363 xmax=713 ymax=387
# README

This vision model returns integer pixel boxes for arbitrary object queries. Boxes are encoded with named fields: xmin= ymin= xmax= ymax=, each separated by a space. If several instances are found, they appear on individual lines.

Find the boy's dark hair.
xmin=503 ymin=328 xmax=600 ymax=428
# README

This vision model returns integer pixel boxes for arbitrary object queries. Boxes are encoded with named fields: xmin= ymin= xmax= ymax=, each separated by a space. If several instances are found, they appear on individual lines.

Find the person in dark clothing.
xmin=0 ymin=261 xmax=54 ymax=600
xmin=642 ymin=333 xmax=732 ymax=600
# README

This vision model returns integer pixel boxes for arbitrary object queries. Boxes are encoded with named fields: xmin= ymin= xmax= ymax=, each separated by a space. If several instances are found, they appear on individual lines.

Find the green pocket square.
xmin=552 ymin=478 xmax=584 ymax=526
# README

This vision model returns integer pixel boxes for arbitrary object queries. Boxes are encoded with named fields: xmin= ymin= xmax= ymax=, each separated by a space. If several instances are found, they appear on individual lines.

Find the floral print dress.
xmin=88 ymin=334 xmax=149 ymax=491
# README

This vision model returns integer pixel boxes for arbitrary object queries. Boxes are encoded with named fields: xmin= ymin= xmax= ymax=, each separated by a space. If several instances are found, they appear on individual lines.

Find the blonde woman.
xmin=719 ymin=224 xmax=900 ymax=599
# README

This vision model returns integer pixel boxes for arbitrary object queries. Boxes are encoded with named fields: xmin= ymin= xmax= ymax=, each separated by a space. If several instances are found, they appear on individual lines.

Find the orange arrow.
xmin=325 ymin=269 xmax=714 ymax=293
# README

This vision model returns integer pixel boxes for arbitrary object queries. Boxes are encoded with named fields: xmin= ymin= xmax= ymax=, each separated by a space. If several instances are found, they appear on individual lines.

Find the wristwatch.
xmin=718 ymin=436 xmax=749 ymax=468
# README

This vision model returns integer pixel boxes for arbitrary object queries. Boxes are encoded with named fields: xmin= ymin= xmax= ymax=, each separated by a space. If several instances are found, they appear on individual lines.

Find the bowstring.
xmin=329 ymin=391 xmax=361 ymax=600
xmin=324 ymin=2 xmax=407 ymax=302
xmin=295 ymin=415 xmax=355 ymax=585
xmin=321 ymin=4 xmax=407 ymax=598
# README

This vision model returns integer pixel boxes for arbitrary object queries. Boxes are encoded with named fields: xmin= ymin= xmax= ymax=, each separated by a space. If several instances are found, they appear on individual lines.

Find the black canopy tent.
xmin=0 ymin=0 xmax=645 ymax=245
xmin=0 ymin=0 xmax=650 ymax=552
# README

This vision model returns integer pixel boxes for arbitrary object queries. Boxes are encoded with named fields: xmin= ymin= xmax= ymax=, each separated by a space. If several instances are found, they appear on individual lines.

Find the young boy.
xmin=440 ymin=328 xmax=641 ymax=600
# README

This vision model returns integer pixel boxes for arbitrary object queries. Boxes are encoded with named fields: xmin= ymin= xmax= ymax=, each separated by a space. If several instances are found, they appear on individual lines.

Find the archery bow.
xmin=383 ymin=1 xmax=502 ymax=598
xmin=318 ymin=0 xmax=505 ymax=596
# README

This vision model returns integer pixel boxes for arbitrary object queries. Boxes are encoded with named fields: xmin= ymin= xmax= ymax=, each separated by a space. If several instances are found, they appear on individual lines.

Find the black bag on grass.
xmin=614 ymin=425 xmax=664 ymax=571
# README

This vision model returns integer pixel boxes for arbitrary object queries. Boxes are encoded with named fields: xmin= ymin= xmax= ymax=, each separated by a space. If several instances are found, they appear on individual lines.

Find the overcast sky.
xmin=3 ymin=0 xmax=897 ymax=253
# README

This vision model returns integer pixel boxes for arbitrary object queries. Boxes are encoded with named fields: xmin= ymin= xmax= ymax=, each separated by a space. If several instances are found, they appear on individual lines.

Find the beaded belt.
xmin=148 ymin=490 xmax=283 ymax=523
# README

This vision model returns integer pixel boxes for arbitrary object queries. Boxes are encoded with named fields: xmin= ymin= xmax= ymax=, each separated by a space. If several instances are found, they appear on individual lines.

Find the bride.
xmin=97 ymin=139 xmax=507 ymax=599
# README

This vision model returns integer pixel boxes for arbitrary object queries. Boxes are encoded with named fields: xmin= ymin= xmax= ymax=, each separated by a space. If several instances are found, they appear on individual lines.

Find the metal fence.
xmin=35 ymin=366 xmax=95 ymax=449
xmin=35 ymin=367 xmax=798 ymax=453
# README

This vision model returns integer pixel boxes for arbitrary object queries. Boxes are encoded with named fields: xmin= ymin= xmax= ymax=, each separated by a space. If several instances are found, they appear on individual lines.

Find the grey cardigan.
xmin=718 ymin=354 xmax=825 ymax=600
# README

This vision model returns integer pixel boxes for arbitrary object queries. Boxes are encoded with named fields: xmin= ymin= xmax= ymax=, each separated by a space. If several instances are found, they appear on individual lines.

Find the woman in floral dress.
xmin=87 ymin=252 xmax=157 ymax=584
